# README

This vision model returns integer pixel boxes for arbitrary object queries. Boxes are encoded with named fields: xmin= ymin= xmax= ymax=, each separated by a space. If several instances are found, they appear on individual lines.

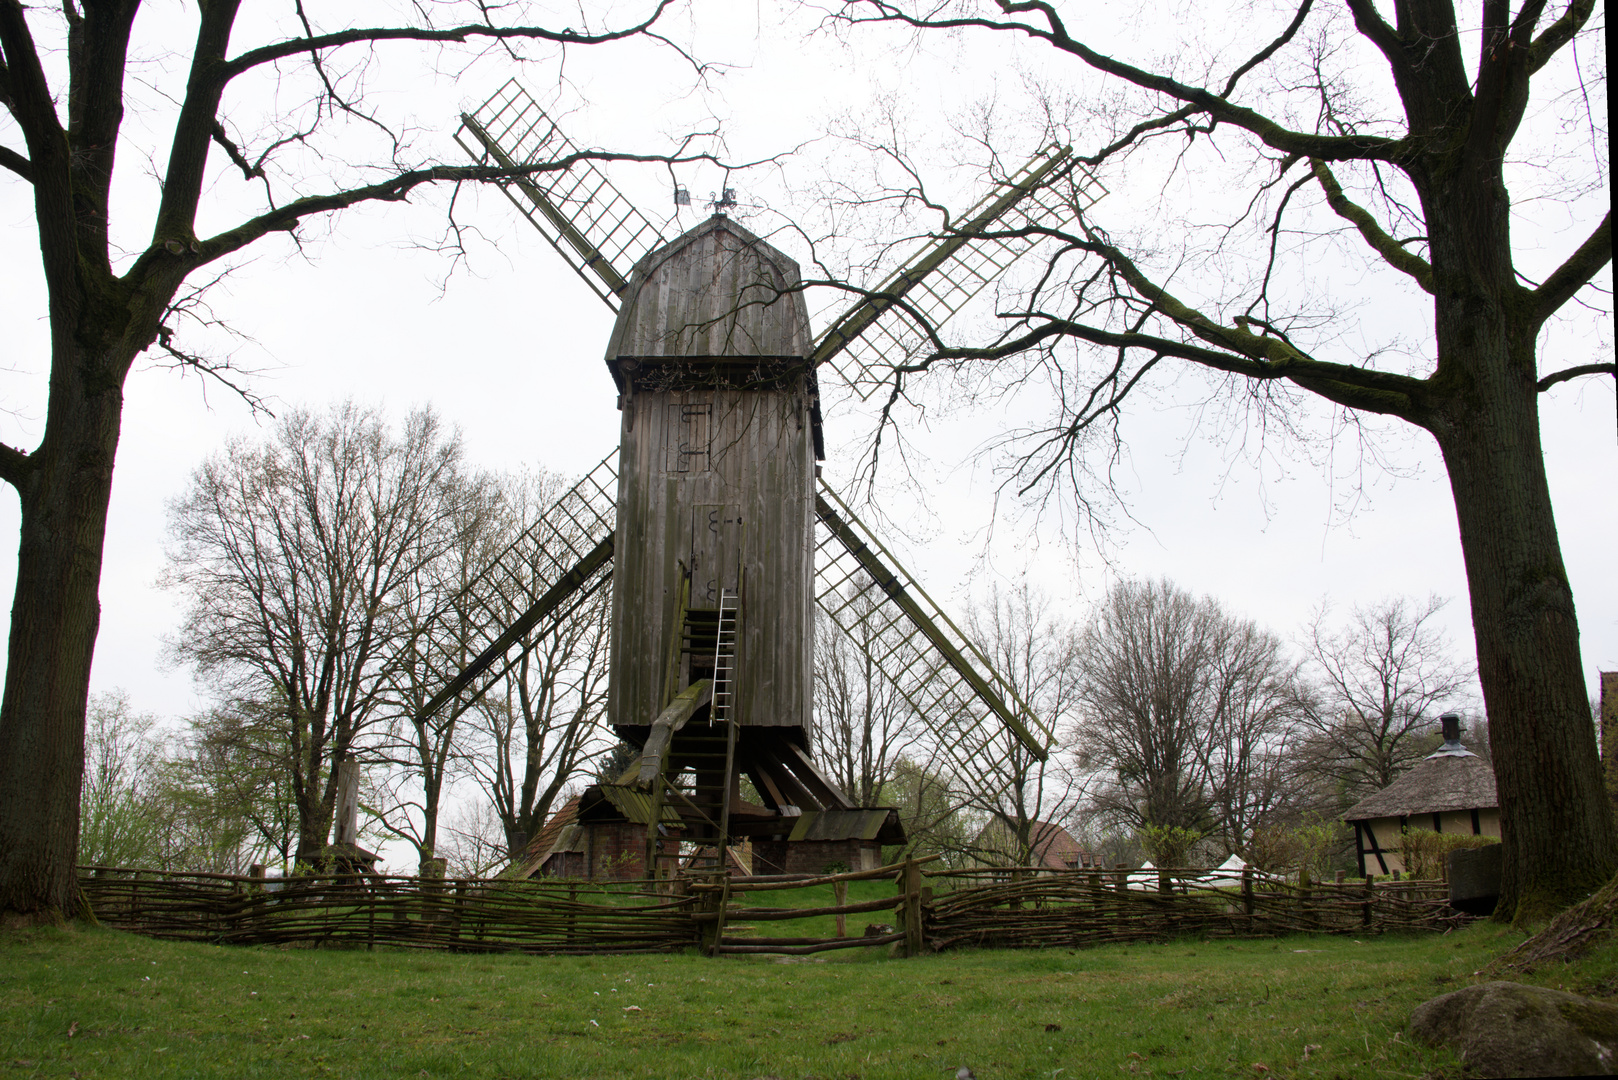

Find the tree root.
xmin=1488 ymin=871 xmax=1618 ymax=974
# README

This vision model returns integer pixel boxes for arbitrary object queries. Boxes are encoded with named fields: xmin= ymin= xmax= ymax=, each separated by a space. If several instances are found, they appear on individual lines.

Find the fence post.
xmin=896 ymin=858 xmax=924 ymax=957
xmin=701 ymin=873 xmax=730 ymax=957
xmin=423 ymin=857 xmax=447 ymax=926
xmin=449 ymin=882 xmax=467 ymax=949
xmin=833 ymin=878 xmax=849 ymax=938
xmin=1298 ymin=863 xmax=1312 ymax=929
xmin=568 ymin=882 xmax=579 ymax=948
xmin=1241 ymin=867 xmax=1255 ymax=917
xmin=1114 ymin=863 xmax=1129 ymax=896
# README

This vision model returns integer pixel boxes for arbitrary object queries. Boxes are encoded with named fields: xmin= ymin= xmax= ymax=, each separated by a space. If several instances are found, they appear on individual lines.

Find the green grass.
xmin=2 ymin=918 xmax=1596 ymax=1079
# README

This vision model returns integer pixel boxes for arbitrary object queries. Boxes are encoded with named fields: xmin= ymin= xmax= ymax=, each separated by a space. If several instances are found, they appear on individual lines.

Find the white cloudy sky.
xmin=1 ymin=0 xmax=1612 ymax=745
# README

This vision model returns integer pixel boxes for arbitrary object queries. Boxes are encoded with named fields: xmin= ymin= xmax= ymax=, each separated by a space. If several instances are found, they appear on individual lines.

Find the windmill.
xmin=423 ymin=80 xmax=1095 ymax=880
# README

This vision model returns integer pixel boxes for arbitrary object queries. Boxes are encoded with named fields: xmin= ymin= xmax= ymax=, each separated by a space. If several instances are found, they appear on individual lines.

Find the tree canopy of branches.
xmin=960 ymin=583 xmax=1084 ymax=864
xmin=1297 ymin=594 xmax=1479 ymax=805
xmin=163 ymin=403 xmax=473 ymax=868
xmin=838 ymin=0 xmax=1612 ymax=922
xmin=456 ymin=472 xmax=613 ymax=862
xmin=814 ymin=582 xmax=923 ymax=807
xmin=1074 ymin=578 xmax=1304 ymax=858
xmin=0 ymin=0 xmax=704 ymax=920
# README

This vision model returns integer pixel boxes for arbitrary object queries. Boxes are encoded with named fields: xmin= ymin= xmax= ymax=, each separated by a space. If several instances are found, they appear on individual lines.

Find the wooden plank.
xmin=633 ymin=679 xmax=713 ymax=790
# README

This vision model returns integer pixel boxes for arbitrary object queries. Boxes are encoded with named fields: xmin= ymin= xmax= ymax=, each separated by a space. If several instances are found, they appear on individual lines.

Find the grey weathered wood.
xmin=607 ymin=217 xmax=816 ymax=738
xmin=606 ymin=216 xmax=811 ymax=359
xmin=633 ymin=679 xmax=713 ymax=790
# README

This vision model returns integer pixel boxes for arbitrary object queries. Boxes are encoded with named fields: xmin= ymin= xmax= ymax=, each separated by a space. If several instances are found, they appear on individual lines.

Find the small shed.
xmin=1343 ymin=715 xmax=1498 ymax=877
xmin=504 ymin=792 xmax=686 ymax=882
xmin=752 ymin=808 xmax=906 ymax=875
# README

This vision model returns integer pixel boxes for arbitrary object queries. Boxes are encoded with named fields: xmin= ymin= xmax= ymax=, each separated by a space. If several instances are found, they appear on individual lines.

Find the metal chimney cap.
xmin=1428 ymin=712 xmax=1476 ymax=758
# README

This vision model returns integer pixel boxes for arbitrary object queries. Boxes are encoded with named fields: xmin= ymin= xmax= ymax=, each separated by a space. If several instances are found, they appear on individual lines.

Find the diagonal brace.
xmin=633 ymin=679 xmax=714 ymax=791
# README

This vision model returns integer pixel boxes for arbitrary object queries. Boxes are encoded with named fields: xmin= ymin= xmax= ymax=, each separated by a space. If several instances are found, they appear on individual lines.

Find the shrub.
xmin=1397 ymin=828 xmax=1498 ymax=882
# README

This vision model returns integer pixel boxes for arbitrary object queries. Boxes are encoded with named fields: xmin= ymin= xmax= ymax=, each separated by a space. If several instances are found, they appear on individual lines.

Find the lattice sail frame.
xmin=810 ymin=146 xmax=1100 ymax=401
xmin=454 ymin=78 xmax=1095 ymax=396
xmin=414 ymin=455 xmax=619 ymax=724
xmin=813 ymin=484 xmax=1054 ymax=783
xmin=455 ymin=80 xmax=666 ymax=310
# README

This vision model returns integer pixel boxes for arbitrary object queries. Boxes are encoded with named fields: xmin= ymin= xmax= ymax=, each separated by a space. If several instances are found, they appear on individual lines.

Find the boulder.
xmin=1410 ymin=980 xmax=1618 ymax=1076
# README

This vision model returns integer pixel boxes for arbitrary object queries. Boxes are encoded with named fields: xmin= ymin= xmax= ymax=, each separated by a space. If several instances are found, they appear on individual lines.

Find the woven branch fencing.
xmin=79 ymin=868 xmax=698 ymax=954
xmin=923 ymin=866 xmax=1469 ymax=952
xmin=79 ymin=861 xmax=1468 ymax=957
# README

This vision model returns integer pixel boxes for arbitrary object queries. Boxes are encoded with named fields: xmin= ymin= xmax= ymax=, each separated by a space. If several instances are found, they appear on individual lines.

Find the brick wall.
xmin=752 ymin=838 xmax=880 ymax=875
xmin=574 ymin=822 xmax=681 ymax=881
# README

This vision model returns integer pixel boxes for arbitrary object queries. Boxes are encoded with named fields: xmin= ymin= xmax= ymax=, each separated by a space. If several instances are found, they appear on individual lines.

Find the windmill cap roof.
xmin=604 ymin=215 xmax=812 ymax=361
xmin=1342 ymin=752 xmax=1498 ymax=821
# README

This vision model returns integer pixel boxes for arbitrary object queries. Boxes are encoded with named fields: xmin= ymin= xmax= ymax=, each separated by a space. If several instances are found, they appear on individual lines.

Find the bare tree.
xmin=960 ymin=583 xmax=1085 ymax=865
xmin=371 ymin=471 xmax=505 ymax=874
xmin=1198 ymin=619 xmax=1311 ymax=858
xmin=1296 ymin=595 xmax=1479 ymax=805
xmin=836 ymin=0 xmax=1613 ymax=920
xmin=1075 ymin=578 xmax=1303 ymax=857
xmin=163 ymin=403 xmax=472 ymax=867
xmin=0 ymin=0 xmax=705 ymax=920
xmin=77 ymin=691 xmax=169 ymax=869
xmin=437 ymin=800 xmax=512 ymax=880
xmin=458 ymin=472 xmax=613 ymax=860
xmin=814 ymin=581 xmax=924 ymax=806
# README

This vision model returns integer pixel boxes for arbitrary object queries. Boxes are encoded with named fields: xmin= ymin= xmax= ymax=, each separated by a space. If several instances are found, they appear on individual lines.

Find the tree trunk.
xmin=0 ymin=362 xmax=123 ymax=921
xmin=1433 ymin=332 xmax=1616 ymax=924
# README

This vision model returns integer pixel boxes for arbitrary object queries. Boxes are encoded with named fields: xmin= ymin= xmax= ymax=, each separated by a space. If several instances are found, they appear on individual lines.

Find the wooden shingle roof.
xmin=502 ymin=795 xmax=582 ymax=880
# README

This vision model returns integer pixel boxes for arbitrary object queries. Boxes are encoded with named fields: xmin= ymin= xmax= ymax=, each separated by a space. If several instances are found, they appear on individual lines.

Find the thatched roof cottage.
xmin=1342 ymin=714 xmax=1498 ymax=877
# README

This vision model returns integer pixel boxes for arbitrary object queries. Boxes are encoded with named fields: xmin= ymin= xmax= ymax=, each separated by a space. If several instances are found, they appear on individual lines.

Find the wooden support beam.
xmin=633 ymin=680 xmax=713 ymax=791
xmin=776 ymin=738 xmax=855 ymax=810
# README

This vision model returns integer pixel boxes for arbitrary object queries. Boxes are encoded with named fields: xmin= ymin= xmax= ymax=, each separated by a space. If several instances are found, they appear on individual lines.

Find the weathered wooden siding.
xmin=605 ymin=216 xmax=817 ymax=738
xmin=605 ymin=217 xmax=811 ymax=359
xmin=609 ymin=387 xmax=816 ymax=732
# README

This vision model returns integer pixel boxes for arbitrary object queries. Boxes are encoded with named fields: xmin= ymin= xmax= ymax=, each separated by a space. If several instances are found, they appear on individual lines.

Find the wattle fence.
xmin=78 ymin=861 xmax=1468 ymax=957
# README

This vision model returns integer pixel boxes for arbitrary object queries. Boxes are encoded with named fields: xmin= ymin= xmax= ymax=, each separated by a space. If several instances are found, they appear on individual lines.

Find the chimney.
xmin=1426 ymin=713 xmax=1475 ymax=758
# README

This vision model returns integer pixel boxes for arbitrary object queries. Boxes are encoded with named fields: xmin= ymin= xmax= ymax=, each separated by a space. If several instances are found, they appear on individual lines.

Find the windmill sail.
xmin=417 ymin=447 xmax=1050 ymax=781
xmin=812 ymin=145 xmax=1097 ymax=401
xmin=413 ymin=454 xmax=620 ymax=725
xmin=456 ymin=80 xmax=664 ymax=311
xmin=813 ymin=483 xmax=1053 ymax=779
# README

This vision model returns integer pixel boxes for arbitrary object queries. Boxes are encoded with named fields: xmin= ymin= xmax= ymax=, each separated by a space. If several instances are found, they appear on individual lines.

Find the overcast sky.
xmin=2 ymin=0 xmax=1612 ymax=752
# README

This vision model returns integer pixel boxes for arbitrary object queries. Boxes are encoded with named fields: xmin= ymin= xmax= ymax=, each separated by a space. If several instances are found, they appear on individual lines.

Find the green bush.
xmin=1397 ymin=828 xmax=1498 ymax=882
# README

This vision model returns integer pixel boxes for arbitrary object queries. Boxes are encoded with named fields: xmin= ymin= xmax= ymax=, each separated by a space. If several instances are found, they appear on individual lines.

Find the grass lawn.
xmin=0 ymin=917 xmax=1599 ymax=1079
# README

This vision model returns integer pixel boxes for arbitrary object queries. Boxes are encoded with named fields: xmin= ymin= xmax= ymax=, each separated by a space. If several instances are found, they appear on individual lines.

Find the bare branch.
xmin=1537 ymin=363 xmax=1617 ymax=392
xmin=1531 ymin=210 xmax=1612 ymax=327
xmin=209 ymin=121 xmax=263 ymax=181
xmin=0 ymin=442 xmax=32 ymax=488
xmin=0 ymin=142 xmax=28 ymax=181
xmin=1311 ymin=159 xmax=1435 ymax=294
xmin=1527 ymin=0 xmax=1599 ymax=73
xmin=220 ymin=2 xmax=682 ymax=80
xmin=838 ymin=1 xmax=1403 ymax=162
